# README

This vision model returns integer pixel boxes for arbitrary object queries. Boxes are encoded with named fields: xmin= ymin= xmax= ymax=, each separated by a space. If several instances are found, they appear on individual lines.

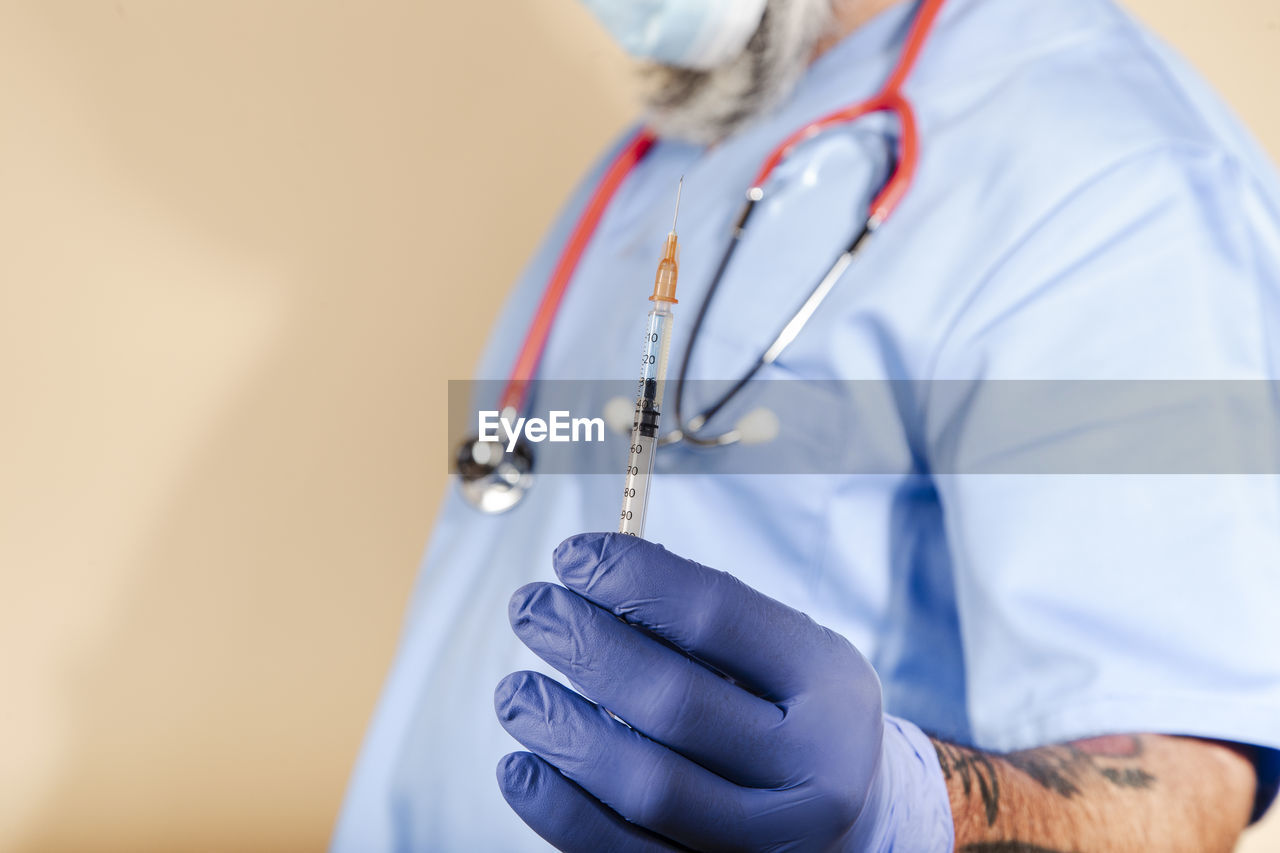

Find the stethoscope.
xmin=456 ymin=0 xmax=946 ymax=514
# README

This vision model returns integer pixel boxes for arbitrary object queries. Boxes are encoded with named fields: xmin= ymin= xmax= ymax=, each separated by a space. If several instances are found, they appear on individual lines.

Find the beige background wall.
xmin=0 ymin=1 xmax=1276 ymax=851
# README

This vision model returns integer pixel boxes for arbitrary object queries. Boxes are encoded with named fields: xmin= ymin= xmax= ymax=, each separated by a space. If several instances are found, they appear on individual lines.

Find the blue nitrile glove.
xmin=494 ymin=532 xmax=955 ymax=852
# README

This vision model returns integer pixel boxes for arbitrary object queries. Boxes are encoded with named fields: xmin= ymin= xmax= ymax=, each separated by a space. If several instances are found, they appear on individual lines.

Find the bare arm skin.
xmin=934 ymin=734 xmax=1256 ymax=853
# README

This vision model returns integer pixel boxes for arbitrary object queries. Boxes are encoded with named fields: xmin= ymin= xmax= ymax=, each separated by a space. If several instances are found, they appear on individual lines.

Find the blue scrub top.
xmin=335 ymin=0 xmax=1280 ymax=849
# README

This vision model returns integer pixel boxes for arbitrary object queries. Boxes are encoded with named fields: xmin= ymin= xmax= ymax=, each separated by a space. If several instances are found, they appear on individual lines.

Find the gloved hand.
xmin=494 ymin=532 xmax=955 ymax=852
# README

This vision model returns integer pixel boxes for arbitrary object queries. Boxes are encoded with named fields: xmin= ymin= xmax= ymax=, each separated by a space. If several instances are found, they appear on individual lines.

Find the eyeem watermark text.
xmin=479 ymin=410 xmax=606 ymax=451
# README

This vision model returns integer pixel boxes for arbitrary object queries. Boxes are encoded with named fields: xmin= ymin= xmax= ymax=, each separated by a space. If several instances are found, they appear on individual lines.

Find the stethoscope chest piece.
xmin=456 ymin=435 xmax=534 ymax=514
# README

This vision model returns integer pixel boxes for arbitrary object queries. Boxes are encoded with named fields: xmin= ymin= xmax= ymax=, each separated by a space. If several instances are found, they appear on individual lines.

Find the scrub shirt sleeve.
xmin=330 ymin=127 xmax=647 ymax=853
xmin=923 ymin=144 xmax=1280 ymax=821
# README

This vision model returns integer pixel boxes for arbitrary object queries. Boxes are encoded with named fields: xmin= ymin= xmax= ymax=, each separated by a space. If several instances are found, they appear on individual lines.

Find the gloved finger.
xmin=553 ymin=532 xmax=841 ymax=700
xmin=496 ymin=752 xmax=686 ymax=853
xmin=509 ymin=582 xmax=789 ymax=788
xmin=495 ymin=671 xmax=763 ymax=852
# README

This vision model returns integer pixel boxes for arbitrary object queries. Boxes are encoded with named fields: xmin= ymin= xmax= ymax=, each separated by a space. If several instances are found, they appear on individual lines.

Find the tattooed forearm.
xmin=937 ymin=734 xmax=1156 ymax=828
xmin=936 ymin=734 xmax=1255 ymax=852
xmin=934 ymin=741 xmax=1002 ymax=825
xmin=962 ymin=840 xmax=1070 ymax=845
xmin=1004 ymin=736 xmax=1155 ymax=799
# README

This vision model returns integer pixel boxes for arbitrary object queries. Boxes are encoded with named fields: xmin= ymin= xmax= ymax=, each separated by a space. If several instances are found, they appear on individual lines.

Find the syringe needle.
xmin=672 ymin=177 xmax=683 ymax=232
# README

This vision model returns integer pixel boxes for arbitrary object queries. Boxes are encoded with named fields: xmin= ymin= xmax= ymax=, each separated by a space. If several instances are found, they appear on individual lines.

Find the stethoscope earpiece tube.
xmin=671 ymin=195 xmax=756 ymax=440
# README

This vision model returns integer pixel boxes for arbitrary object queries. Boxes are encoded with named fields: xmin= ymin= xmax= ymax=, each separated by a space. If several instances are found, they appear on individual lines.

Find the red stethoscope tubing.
xmin=499 ymin=129 xmax=656 ymax=414
xmin=497 ymin=0 xmax=946 ymax=415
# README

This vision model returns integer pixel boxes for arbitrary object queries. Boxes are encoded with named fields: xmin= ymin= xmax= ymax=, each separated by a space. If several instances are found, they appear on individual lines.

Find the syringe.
xmin=619 ymin=180 xmax=682 ymax=538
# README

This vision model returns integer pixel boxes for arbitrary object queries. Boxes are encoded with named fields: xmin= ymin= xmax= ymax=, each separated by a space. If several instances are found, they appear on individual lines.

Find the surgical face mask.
xmin=578 ymin=0 xmax=769 ymax=70
xmin=641 ymin=0 xmax=834 ymax=144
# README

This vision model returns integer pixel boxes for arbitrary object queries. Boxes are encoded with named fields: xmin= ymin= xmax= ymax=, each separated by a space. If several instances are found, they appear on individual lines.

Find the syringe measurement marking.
xmin=619 ymin=307 xmax=671 ymax=536
xmin=618 ymin=177 xmax=682 ymax=539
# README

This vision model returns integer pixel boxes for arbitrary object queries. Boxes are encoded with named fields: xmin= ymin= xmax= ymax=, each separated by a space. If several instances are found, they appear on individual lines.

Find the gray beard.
xmin=639 ymin=0 xmax=835 ymax=145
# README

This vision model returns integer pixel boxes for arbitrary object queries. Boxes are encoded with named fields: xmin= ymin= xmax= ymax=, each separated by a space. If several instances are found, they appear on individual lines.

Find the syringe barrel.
xmin=638 ymin=302 xmax=673 ymax=422
xmin=619 ymin=304 xmax=674 ymax=538
xmin=619 ymin=432 xmax=656 ymax=537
